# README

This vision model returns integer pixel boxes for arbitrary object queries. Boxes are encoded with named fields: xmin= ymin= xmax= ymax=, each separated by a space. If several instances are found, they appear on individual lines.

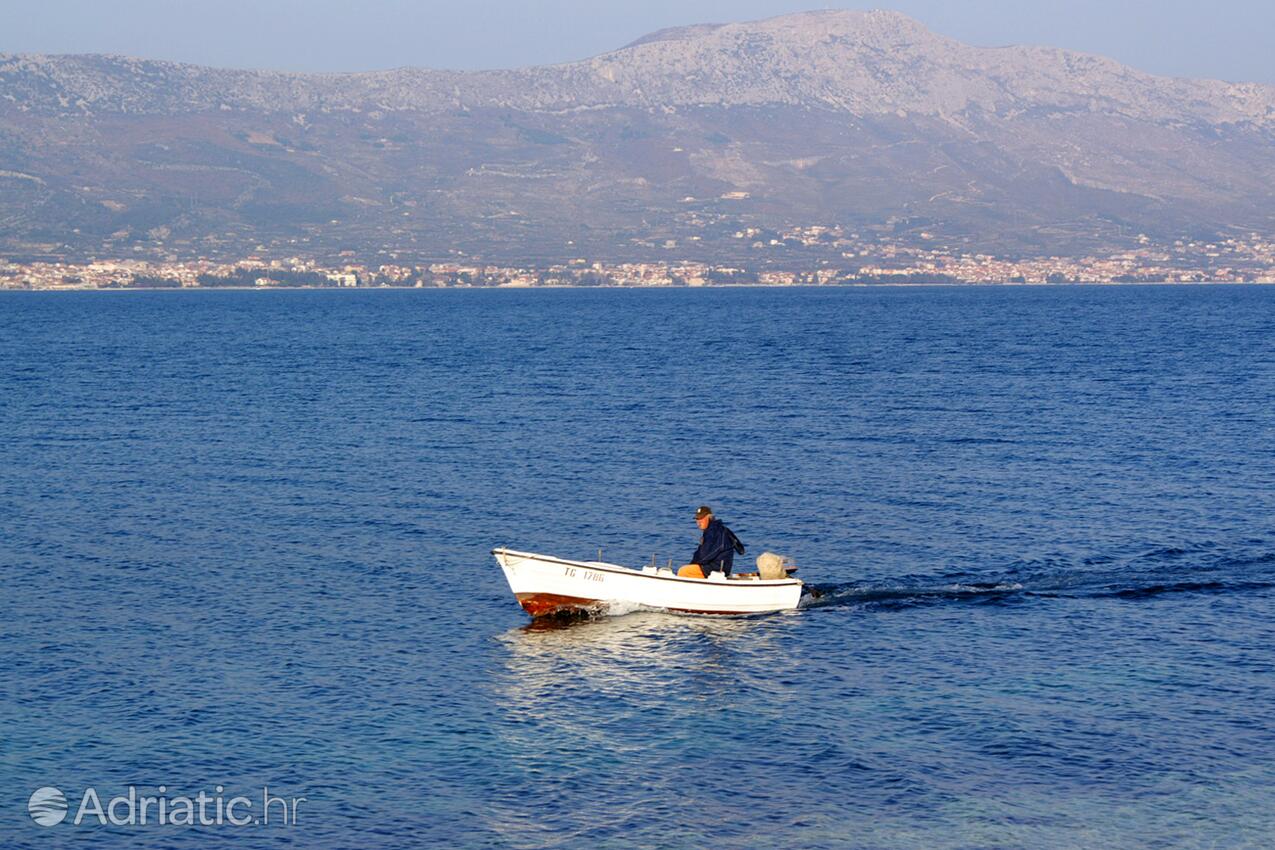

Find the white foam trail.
xmin=945 ymin=582 xmax=1024 ymax=593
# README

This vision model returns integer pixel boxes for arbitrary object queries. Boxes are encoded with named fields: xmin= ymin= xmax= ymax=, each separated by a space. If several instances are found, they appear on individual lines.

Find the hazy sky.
xmin=2 ymin=0 xmax=1272 ymax=83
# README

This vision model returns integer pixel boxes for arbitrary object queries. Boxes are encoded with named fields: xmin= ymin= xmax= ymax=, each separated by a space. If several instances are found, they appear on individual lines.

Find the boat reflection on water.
xmin=498 ymin=609 xmax=800 ymax=695
xmin=481 ymin=610 xmax=807 ymax=847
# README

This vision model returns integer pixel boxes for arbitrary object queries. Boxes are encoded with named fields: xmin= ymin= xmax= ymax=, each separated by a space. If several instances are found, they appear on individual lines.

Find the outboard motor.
xmin=756 ymin=551 xmax=795 ymax=580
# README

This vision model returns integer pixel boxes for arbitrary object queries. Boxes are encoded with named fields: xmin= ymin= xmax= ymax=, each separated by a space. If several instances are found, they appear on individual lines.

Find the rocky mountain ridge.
xmin=1 ymin=10 xmax=1273 ymax=263
xmin=3 ymin=11 xmax=1272 ymax=123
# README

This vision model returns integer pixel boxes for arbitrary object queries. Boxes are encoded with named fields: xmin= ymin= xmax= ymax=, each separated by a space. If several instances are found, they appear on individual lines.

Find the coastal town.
xmin=3 ymin=227 xmax=1274 ymax=289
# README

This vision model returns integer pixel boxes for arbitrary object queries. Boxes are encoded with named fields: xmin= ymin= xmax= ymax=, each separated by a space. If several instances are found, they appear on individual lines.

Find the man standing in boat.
xmin=680 ymin=506 xmax=742 ymax=579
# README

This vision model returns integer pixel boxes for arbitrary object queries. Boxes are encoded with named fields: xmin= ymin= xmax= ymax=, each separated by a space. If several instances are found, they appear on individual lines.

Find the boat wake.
xmin=801 ymin=540 xmax=1275 ymax=612
xmin=801 ymin=580 xmax=1026 ymax=611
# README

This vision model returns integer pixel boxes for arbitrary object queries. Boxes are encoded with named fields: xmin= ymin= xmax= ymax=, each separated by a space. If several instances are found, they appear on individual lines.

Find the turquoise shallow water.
xmin=2 ymin=286 xmax=1274 ymax=848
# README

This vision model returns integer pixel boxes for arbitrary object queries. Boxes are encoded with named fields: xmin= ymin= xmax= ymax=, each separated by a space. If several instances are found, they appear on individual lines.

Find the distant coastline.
xmin=6 ymin=280 xmax=1272 ymax=293
xmin=4 ymin=249 xmax=1273 ymax=291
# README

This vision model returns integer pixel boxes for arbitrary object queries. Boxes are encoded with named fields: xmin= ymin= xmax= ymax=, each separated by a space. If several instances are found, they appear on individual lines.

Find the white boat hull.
xmin=493 ymin=547 xmax=804 ymax=618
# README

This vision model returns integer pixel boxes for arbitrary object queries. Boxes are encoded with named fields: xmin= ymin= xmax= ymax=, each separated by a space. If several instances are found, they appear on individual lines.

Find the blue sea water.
xmin=1 ymin=285 xmax=1274 ymax=849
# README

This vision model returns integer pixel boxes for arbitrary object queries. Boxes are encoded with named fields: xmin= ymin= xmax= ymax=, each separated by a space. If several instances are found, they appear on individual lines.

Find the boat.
xmin=492 ymin=547 xmax=804 ymax=619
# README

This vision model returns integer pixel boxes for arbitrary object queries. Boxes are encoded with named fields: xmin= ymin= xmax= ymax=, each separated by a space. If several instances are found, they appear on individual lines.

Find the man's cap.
xmin=695 ymin=505 xmax=713 ymax=519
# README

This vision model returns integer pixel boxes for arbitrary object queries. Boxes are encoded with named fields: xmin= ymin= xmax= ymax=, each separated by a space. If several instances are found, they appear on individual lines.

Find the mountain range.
xmin=2 ymin=9 xmax=1273 ymax=264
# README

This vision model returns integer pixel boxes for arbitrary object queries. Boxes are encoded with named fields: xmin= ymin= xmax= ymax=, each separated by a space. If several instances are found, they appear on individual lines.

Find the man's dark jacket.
xmin=691 ymin=518 xmax=738 ymax=576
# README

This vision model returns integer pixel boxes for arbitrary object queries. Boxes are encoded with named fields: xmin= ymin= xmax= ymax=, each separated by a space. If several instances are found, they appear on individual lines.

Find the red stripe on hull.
xmin=513 ymin=593 xmax=775 ymax=619
xmin=515 ymin=592 xmax=604 ymax=618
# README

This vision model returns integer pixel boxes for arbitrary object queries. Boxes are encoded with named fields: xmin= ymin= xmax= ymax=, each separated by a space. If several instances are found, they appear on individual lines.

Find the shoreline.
xmin=4 ymin=280 xmax=1275 ymax=293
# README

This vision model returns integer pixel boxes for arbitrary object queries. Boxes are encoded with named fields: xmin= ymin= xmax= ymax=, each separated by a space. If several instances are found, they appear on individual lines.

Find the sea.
xmin=2 ymin=285 xmax=1273 ymax=849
